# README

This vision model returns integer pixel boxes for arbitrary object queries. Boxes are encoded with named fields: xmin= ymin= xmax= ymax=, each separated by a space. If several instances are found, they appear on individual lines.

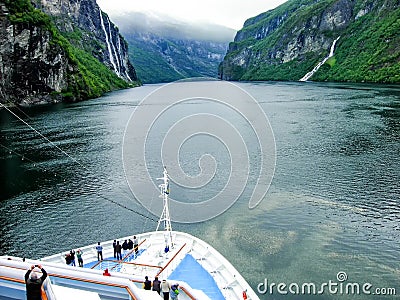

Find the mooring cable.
xmin=0 ymin=102 xmax=157 ymax=222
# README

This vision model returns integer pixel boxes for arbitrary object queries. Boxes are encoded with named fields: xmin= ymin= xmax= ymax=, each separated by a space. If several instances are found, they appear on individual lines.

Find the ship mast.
xmin=156 ymin=166 xmax=173 ymax=249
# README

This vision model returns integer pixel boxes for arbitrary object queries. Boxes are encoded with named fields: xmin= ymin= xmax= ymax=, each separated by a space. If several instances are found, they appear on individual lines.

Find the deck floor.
xmin=83 ymin=251 xmax=224 ymax=300
xmin=168 ymin=254 xmax=224 ymax=300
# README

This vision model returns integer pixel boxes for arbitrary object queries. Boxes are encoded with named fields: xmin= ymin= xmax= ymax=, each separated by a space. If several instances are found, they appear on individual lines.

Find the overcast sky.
xmin=96 ymin=0 xmax=288 ymax=30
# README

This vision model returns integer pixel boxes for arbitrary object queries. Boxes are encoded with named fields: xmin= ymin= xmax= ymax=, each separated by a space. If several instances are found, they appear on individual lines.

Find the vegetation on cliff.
xmin=220 ymin=0 xmax=400 ymax=84
xmin=312 ymin=5 xmax=400 ymax=83
xmin=3 ymin=0 xmax=138 ymax=104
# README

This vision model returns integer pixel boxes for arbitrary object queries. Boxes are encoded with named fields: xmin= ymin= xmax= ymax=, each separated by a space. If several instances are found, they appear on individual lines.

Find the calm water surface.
xmin=0 ymin=81 xmax=399 ymax=299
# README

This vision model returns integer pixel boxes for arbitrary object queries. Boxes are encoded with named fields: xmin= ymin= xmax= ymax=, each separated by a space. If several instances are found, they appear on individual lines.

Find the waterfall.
xmin=106 ymin=15 xmax=121 ymax=75
xmin=99 ymin=9 xmax=119 ymax=75
xmin=117 ymin=34 xmax=132 ymax=81
xmin=299 ymin=36 xmax=340 ymax=82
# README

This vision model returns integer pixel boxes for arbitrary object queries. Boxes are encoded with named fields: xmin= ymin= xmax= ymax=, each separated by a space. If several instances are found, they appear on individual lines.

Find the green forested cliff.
xmin=0 ymin=0 xmax=139 ymax=105
xmin=219 ymin=0 xmax=400 ymax=83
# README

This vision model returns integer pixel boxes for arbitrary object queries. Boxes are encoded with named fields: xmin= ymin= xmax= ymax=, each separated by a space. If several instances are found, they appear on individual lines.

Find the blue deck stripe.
xmin=168 ymin=254 xmax=225 ymax=300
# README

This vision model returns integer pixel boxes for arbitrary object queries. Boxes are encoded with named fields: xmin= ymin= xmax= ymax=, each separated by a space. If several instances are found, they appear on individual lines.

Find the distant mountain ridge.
xmin=219 ymin=0 xmax=400 ymax=83
xmin=116 ymin=11 xmax=235 ymax=43
xmin=111 ymin=12 xmax=236 ymax=83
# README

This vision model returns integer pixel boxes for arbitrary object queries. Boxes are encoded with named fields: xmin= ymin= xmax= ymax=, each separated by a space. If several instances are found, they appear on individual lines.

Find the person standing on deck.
xmin=161 ymin=279 xmax=171 ymax=300
xmin=133 ymin=236 xmax=139 ymax=254
xmin=96 ymin=242 xmax=103 ymax=261
xmin=25 ymin=265 xmax=47 ymax=300
xmin=113 ymin=240 xmax=117 ymax=258
xmin=76 ymin=249 xmax=83 ymax=267
xmin=65 ymin=253 xmax=72 ymax=265
xmin=115 ymin=241 xmax=122 ymax=260
xmin=122 ymin=240 xmax=129 ymax=257
xmin=152 ymin=276 xmax=161 ymax=294
xmin=69 ymin=249 xmax=76 ymax=266
xmin=143 ymin=276 xmax=152 ymax=290
xmin=128 ymin=239 xmax=133 ymax=251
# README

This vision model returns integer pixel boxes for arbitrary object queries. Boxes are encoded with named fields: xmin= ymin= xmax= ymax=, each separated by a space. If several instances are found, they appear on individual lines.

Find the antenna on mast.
xmin=156 ymin=166 xmax=173 ymax=249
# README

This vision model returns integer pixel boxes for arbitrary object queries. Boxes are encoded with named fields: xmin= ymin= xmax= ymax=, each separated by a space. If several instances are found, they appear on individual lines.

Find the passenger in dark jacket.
xmin=143 ymin=275 xmax=152 ymax=290
xmin=122 ymin=240 xmax=129 ymax=256
xmin=152 ymin=276 xmax=161 ymax=294
xmin=25 ymin=265 xmax=48 ymax=300
xmin=113 ymin=240 xmax=117 ymax=258
xmin=65 ymin=253 xmax=72 ymax=265
xmin=128 ymin=239 xmax=133 ymax=250
xmin=70 ymin=249 xmax=76 ymax=266
xmin=115 ymin=241 xmax=122 ymax=260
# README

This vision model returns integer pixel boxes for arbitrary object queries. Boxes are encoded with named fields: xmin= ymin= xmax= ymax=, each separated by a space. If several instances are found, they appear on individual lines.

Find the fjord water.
xmin=1 ymin=81 xmax=399 ymax=299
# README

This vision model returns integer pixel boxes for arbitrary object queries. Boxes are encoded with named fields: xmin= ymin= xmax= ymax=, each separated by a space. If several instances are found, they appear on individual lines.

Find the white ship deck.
xmin=0 ymin=169 xmax=259 ymax=299
xmin=0 ymin=231 xmax=259 ymax=300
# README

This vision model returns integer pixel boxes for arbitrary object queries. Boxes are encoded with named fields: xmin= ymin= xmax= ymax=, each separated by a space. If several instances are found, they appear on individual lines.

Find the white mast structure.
xmin=156 ymin=166 xmax=173 ymax=249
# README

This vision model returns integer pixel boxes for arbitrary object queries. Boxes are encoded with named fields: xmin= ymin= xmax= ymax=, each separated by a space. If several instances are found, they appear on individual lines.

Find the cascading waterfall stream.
xmin=99 ymin=9 xmax=119 ymax=76
xmin=117 ymin=34 xmax=132 ymax=81
xmin=106 ymin=14 xmax=121 ymax=75
xmin=299 ymin=36 xmax=340 ymax=82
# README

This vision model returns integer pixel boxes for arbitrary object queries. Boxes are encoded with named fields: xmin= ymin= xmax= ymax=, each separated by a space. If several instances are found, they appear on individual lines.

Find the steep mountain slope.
xmin=219 ymin=0 xmax=400 ymax=83
xmin=112 ymin=12 xmax=235 ymax=83
xmin=0 ymin=0 xmax=139 ymax=106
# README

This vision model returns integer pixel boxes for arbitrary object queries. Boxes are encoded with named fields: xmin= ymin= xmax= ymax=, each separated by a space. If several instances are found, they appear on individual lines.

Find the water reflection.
xmin=0 ymin=82 xmax=399 ymax=299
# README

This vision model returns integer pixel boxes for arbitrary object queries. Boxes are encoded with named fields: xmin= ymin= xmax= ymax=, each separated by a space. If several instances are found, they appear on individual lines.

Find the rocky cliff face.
xmin=219 ymin=0 xmax=400 ymax=83
xmin=34 ymin=0 xmax=136 ymax=81
xmin=0 ymin=3 xmax=70 ymax=105
xmin=0 ymin=0 xmax=138 ymax=106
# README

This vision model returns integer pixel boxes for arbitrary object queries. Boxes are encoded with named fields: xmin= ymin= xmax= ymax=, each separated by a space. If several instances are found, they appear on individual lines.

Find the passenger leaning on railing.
xmin=25 ymin=264 xmax=47 ymax=300
xmin=169 ymin=283 xmax=180 ymax=300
